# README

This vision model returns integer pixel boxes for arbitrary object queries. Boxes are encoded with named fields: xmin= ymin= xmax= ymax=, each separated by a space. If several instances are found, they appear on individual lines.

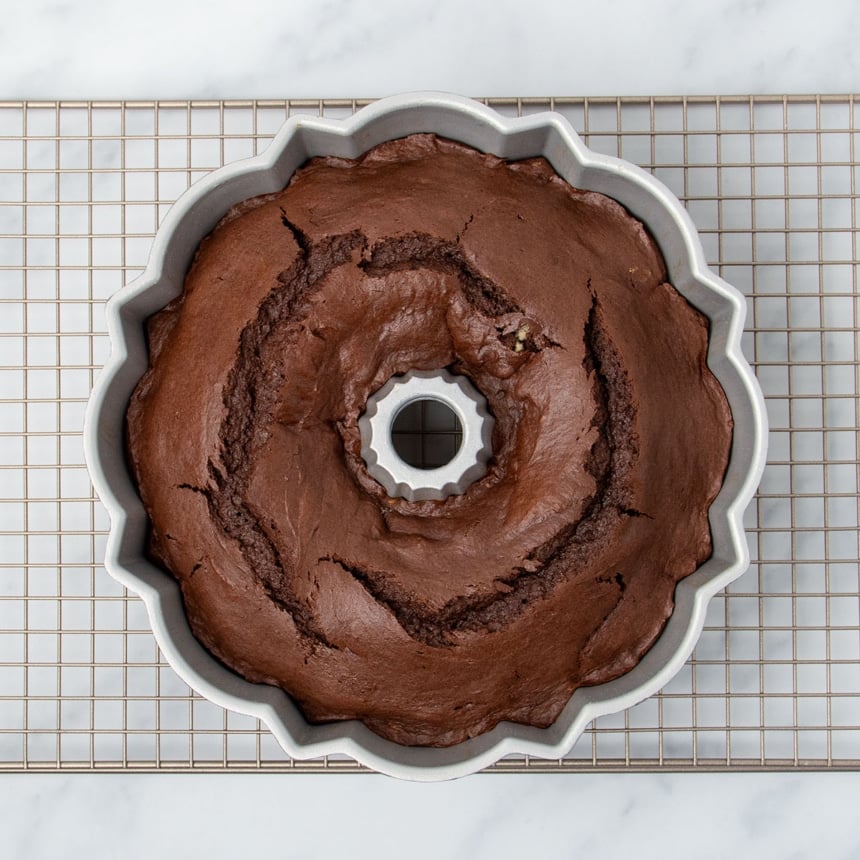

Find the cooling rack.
xmin=0 ymin=96 xmax=857 ymax=773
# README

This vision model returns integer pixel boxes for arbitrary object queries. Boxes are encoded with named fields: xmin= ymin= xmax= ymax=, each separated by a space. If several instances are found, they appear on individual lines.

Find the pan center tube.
xmin=358 ymin=369 xmax=494 ymax=502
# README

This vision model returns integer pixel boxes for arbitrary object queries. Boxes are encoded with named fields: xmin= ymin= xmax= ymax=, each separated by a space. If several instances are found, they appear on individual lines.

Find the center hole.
xmin=391 ymin=398 xmax=463 ymax=470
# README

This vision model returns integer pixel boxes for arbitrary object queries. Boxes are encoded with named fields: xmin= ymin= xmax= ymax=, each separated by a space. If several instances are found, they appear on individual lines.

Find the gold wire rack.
xmin=0 ymin=96 xmax=858 ymax=773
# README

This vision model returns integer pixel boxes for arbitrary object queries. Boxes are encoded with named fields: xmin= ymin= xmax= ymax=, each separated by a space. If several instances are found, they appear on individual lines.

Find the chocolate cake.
xmin=126 ymin=134 xmax=733 ymax=747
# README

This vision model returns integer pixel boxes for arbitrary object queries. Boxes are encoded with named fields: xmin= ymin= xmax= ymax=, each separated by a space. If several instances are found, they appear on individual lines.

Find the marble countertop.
xmin=2 ymin=0 xmax=858 ymax=99
xmin=2 ymin=0 xmax=858 ymax=857
xmin=4 ymin=772 xmax=859 ymax=858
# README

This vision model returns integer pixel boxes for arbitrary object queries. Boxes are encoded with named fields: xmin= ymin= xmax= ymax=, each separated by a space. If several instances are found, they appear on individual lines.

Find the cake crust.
xmin=126 ymin=134 xmax=732 ymax=746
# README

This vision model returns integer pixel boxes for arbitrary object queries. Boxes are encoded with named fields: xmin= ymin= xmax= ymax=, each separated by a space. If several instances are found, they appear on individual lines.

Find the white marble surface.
xmin=1 ymin=772 xmax=858 ymax=858
xmin=2 ymin=0 xmax=859 ymax=856
xmin=1 ymin=0 xmax=858 ymax=98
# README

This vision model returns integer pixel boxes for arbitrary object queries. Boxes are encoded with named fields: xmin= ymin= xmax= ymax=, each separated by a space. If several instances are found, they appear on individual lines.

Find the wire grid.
xmin=0 ymin=96 xmax=858 ymax=773
xmin=391 ymin=397 xmax=465 ymax=471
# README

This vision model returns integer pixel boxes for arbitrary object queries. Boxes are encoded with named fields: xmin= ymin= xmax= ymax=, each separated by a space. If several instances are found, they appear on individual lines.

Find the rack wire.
xmin=0 ymin=96 xmax=857 ymax=772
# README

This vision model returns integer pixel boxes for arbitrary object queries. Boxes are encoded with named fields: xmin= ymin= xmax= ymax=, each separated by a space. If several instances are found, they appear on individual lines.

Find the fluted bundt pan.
xmin=84 ymin=93 xmax=767 ymax=780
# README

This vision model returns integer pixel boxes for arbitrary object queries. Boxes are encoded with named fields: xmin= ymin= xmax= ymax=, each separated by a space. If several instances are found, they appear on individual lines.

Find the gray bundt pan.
xmin=84 ymin=93 xmax=767 ymax=780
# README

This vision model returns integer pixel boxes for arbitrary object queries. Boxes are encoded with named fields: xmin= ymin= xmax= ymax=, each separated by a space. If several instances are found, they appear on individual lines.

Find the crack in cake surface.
xmin=319 ymin=300 xmax=639 ymax=646
xmin=204 ymin=227 xmax=365 ymax=647
xmin=201 ymin=227 xmax=639 ymax=647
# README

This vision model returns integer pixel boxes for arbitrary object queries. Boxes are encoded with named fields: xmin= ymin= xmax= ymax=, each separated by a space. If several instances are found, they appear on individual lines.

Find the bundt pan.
xmin=84 ymin=93 xmax=767 ymax=780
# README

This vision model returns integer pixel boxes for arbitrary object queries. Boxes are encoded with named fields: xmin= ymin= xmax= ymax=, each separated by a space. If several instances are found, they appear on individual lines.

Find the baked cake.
xmin=126 ymin=134 xmax=732 ymax=747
